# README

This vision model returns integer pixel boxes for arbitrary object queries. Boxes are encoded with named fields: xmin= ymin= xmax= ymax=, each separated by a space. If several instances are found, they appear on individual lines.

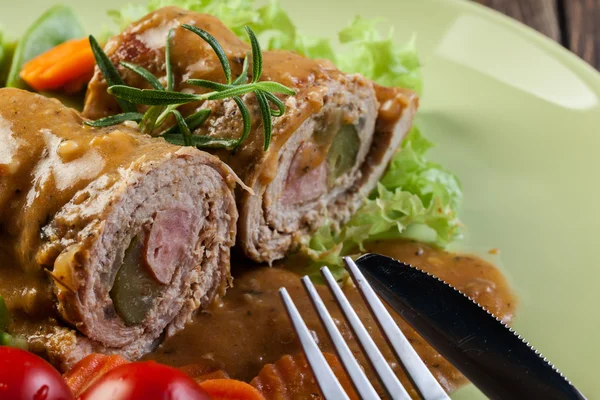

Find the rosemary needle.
xmin=88 ymin=25 xmax=295 ymax=151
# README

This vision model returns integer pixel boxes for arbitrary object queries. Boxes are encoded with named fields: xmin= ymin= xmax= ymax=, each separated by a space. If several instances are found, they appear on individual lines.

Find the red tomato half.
xmin=0 ymin=346 xmax=74 ymax=400
xmin=79 ymin=361 xmax=211 ymax=400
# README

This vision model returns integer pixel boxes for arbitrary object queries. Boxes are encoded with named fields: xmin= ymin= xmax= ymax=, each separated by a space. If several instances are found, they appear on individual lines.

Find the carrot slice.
xmin=251 ymin=353 xmax=359 ymax=400
xmin=63 ymin=353 xmax=129 ymax=397
xmin=19 ymin=37 xmax=95 ymax=92
xmin=199 ymin=379 xmax=266 ymax=400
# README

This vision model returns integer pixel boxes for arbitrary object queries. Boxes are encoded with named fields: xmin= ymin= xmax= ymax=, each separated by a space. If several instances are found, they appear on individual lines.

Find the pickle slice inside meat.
xmin=326 ymin=124 xmax=360 ymax=184
xmin=110 ymin=237 xmax=163 ymax=326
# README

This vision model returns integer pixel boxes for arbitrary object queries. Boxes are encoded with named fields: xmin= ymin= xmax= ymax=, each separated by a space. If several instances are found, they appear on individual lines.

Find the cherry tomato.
xmin=79 ymin=361 xmax=211 ymax=400
xmin=0 ymin=346 xmax=74 ymax=400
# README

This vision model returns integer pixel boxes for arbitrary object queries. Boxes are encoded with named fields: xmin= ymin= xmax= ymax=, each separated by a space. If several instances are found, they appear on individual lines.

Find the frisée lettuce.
xmin=109 ymin=0 xmax=463 ymax=271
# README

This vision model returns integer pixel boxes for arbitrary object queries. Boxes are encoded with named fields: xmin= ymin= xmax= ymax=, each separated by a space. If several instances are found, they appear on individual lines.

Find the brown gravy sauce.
xmin=146 ymin=239 xmax=516 ymax=396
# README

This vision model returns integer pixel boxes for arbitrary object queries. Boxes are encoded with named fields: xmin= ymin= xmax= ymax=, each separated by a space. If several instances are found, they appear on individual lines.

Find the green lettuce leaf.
xmin=302 ymin=127 xmax=463 ymax=276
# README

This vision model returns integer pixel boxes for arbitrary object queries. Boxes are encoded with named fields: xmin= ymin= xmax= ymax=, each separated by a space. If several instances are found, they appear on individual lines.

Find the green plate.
xmin=3 ymin=0 xmax=598 ymax=397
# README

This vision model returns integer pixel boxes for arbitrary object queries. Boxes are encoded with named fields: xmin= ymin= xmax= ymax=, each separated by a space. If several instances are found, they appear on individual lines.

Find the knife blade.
xmin=355 ymin=253 xmax=586 ymax=400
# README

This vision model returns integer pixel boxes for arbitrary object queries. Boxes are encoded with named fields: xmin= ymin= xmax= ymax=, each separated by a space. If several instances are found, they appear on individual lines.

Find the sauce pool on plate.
xmin=146 ymin=239 xmax=517 ymax=397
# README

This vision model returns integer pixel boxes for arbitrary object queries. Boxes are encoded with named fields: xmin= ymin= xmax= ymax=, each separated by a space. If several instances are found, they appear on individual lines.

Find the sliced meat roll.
xmin=83 ymin=7 xmax=419 ymax=263
xmin=0 ymin=88 xmax=238 ymax=369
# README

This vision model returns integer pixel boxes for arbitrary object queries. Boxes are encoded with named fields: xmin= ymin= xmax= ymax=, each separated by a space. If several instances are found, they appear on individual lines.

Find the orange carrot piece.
xmin=199 ymin=379 xmax=266 ymax=400
xmin=20 ymin=38 xmax=96 ymax=92
xmin=251 ymin=353 xmax=359 ymax=400
xmin=62 ymin=353 xmax=129 ymax=397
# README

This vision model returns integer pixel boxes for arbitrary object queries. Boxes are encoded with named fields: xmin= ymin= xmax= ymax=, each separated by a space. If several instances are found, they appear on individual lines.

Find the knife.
xmin=354 ymin=253 xmax=586 ymax=400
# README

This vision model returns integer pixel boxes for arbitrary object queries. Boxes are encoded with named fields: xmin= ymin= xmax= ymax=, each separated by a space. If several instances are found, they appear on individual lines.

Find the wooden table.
xmin=477 ymin=0 xmax=600 ymax=69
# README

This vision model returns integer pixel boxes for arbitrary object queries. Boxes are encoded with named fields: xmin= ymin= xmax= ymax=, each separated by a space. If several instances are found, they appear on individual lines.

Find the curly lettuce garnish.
xmin=304 ymin=127 xmax=463 ymax=276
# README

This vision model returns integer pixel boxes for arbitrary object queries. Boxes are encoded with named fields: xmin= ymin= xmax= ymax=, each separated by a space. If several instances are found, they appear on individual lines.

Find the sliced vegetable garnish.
xmin=7 ymin=5 xmax=84 ymax=88
xmin=20 ymin=37 xmax=95 ymax=92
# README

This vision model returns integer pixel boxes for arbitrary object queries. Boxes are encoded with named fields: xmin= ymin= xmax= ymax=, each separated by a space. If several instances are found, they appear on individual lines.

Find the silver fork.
xmin=279 ymin=256 xmax=451 ymax=400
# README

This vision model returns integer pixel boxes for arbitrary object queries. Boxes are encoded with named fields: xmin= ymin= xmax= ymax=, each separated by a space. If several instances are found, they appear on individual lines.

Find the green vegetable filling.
xmin=110 ymin=237 xmax=164 ymax=326
xmin=326 ymin=124 xmax=360 ymax=185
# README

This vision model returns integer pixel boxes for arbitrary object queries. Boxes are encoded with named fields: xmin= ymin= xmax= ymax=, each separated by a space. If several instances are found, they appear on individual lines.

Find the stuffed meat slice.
xmin=0 ymin=88 xmax=238 ymax=369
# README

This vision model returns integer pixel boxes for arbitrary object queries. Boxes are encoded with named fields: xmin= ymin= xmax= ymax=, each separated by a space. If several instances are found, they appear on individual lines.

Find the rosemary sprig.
xmin=165 ymin=28 xmax=175 ymax=91
xmin=85 ymin=112 xmax=144 ymax=127
xmin=86 ymin=25 xmax=295 ymax=151
xmin=88 ymin=36 xmax=136 ymax=113
xmin=182 ymin=24 xmax=232 ymax=84
xmin=159 ymin=109 xmax=212 ymax=135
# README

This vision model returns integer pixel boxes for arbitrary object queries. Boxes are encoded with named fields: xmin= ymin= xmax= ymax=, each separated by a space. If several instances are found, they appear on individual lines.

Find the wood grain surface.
xmin=564 ymin=0 xmax=600 ymax=69
xmin=476 ymin=0 xmax=600 ymax=70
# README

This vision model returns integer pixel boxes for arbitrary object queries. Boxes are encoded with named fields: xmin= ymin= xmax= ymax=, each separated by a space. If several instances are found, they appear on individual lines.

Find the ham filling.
xmin=110 ymin=208 xmax=197 ymax=325
xmin=144 ymin=208 xmax=197 ymax=284
xmin=281 ymin=124 xmax=360 ymax=206
xmin=281 ymin=142 xmax=328 ymax=205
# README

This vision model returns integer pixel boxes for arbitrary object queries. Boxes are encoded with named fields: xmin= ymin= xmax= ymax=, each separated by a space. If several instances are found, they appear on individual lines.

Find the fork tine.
xmin=278 ymin=288 xmax=351 ymax=400
xmin=301 ymin=276 xmax=380 ymax=399
xmin=343 ymin=256 xmax=451 ymax=400
xmin=321 ymin=267 xmax=411 ymax=400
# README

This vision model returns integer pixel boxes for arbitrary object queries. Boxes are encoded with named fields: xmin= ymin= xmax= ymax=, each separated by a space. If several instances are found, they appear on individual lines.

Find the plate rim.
xmin=433 ymin=0 xmax=600 ymax=92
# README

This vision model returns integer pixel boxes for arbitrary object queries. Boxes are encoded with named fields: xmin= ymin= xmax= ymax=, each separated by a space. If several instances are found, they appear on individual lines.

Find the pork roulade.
xmin=83 ymin=7 xmax=418 ymax=263
xmin=0 ymin=88 xmax=238 ymax=369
